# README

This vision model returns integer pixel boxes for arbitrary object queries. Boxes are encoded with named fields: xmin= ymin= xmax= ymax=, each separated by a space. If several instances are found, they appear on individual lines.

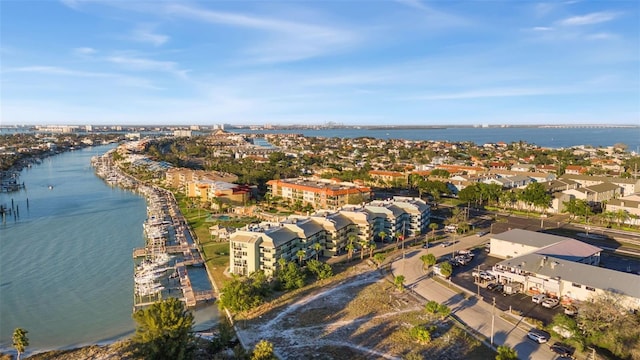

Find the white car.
xmin=532 ymin=294 xmax=547 ymax=304
xmin=542 ymin=298 xmax=560 ymax=308
xmin=527 ymin=330 xmax=550 ymax=344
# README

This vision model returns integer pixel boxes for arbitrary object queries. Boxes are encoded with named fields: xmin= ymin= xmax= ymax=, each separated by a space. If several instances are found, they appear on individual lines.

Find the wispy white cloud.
xmin=585 ymin=32 xmax=618 ymax=40
xmin=532 ymin=26 xmax=553 ymax=31
xmin=5 ymin=65 xmax=161 ymax=89
xmin=558 ymin=11 xmax=620 ymax=26
xmin=130 ymin=24 xmax=169 ymax=46
xmin=164 ymin=3 xmax=359 ymax=63
xmin=106 ymin=55 xmax=188 ymax=78
xmin=411 ymin=87 xmax=577 ymax=100
xmin=394 ymin=0 xmax=469 ymax=27
xmin=73 ymin=47 xmax=97 ymax=56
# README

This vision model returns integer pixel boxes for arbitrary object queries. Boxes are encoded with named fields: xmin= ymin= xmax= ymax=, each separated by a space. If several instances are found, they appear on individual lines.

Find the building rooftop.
xmin=491 ymin=229 xmax=568 ymax=248
xmin=534 ymin=239 xmax=602 ymax=262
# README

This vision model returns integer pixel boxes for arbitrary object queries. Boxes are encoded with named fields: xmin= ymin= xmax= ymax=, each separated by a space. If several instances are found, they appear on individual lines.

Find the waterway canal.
xmin=0 ymin=145 xmax=218 ymax=354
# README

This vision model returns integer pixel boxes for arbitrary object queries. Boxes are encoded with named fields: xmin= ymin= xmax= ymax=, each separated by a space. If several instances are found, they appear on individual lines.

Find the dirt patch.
xmin=236 ymin=263 xmax=494 ymax=360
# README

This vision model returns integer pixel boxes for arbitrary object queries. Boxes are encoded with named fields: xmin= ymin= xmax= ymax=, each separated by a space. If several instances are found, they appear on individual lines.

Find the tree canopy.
xmin=132 ymin=298 xmax=195 ymax=360
xmin=12 ymin=328 xmax=29 ymax=360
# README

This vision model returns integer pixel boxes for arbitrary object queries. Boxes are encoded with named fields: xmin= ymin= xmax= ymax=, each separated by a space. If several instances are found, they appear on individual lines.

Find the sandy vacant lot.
xmin=236 ymin=263 xmax=492 ymax=360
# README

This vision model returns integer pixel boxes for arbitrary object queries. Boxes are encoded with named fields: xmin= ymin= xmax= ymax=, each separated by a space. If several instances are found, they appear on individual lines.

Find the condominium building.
xmin=267 ymin=177 xmax=372 ymax=210
xmin=229 ymin=197 xmax=430 ymax=276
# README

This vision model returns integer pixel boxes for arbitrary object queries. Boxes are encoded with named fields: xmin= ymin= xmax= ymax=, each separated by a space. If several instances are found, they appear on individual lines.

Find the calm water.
xmin=0 ymin=146 xmax=217 ymax=354
xmin=234 ymin=126 xmax=640 ymax=150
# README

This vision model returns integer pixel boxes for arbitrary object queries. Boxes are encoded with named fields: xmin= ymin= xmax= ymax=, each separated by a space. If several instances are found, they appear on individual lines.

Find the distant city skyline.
xmin=1 ymin=1 xmax=639 ymax=126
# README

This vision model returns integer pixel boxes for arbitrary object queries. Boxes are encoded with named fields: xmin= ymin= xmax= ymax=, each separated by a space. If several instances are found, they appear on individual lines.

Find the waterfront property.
xmin=488 ymin=229 xmax=640 ymax=310
xmin=229 ymin=197 xmax=430 ymax=276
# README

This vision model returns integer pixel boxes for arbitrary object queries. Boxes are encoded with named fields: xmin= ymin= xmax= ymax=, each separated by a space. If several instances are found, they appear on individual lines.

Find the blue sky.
xmin=1 ymin=0 xmax=639 ymax=126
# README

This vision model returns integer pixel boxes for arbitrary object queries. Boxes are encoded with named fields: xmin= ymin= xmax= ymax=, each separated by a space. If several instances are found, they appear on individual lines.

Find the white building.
xmin=489 ymin=229 xmax=639 ymax=310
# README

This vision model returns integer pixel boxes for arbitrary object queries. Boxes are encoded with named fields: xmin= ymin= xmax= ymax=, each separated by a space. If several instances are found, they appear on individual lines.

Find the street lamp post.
xmin=476 ymin=265 xmax=481 ymax=298
xmin=491 ymin=297 xmax=496 ymax=346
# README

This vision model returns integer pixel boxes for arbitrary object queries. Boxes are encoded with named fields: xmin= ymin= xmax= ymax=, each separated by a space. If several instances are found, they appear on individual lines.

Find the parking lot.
xmin=443 ymin=247 xmax=563 ymax=325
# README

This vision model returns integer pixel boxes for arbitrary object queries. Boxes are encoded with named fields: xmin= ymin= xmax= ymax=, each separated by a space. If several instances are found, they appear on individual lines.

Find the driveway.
xmin=392 ymin=233 xmax=563 ymax=360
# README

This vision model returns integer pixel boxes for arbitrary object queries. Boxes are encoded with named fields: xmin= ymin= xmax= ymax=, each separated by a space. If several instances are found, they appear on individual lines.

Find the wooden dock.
xmin=132 ymin=244 xmax=194 ymax=258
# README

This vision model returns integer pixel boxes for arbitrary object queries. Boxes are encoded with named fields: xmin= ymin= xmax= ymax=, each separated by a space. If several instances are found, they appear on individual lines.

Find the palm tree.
xmin=313 ymin=242 xmax=322 ymax=260
xmin=394 ymin=275 xmax=405 ymax=291
xmin=420 ymin=253 xmax=436 ymax=270
xmin=395 ymin=231 xmax=403 ymax=249
xmin=378 ymin=231 xmax=387 ymax=243
xmin=12 ymin=328 xmax=28 ymax=360
xmin=359 ymin=239 xmax=368 ymax=260
xmin=495 ymin=345 xmax=518 ymax=360
xmin=373 ymin=253 xmax=385 ymax=267
xmin=296 ymin=249 xmax=306 ymax=265
xmin=428 ymin=223 xmax=438 ymax=250
xmin=346 ymin=235 xmax=357 ymax=260
xmin=252 ymin=339 xmax=277 ymax=360
xmin=368 ymin=240 xmax=376 ymax=258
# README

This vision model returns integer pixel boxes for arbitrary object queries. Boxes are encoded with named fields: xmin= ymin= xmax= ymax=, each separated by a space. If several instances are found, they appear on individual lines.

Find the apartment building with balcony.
xmin=267 ymin=177 xmax=372 ymax=210
xmin=229 ymin=197 xmax=430 ymax=276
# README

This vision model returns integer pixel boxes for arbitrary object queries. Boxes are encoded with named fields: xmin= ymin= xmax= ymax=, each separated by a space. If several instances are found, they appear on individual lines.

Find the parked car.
xmin=487 ymin=283 xmax=503 ymax=292
xmin=457 ymin=249 xmax=474 ymax=257
xmin=454 ymin=255 xmax=470 ymax=265
xmin=532 ymin=294 xmax=547 ymax=304
xmin=472 ymin=270 xmax=496 ymax=281
xmin=477 ymin=231 xmax=488 ymax=237
xmin=527 ymin=329 xmax=550 ymax=344
xmin=550 ymin=342 xmax=574 ymax=358
xmin=542 ymin=298 xmax=560 ymax=308
xmin=563 ymin=305 xmax=578 ymax=316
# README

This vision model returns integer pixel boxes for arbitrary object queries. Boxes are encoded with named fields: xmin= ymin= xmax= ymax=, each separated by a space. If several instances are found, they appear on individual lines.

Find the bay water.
xmin=235 ymin=126 xmax=640 ymax=150
xmin=0 ymin=145 xmax=217 ymax=354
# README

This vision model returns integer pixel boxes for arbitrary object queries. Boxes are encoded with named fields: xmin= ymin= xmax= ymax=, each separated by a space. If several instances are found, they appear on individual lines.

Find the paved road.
xmin=392 ymin=234 xmax=563 ymax=360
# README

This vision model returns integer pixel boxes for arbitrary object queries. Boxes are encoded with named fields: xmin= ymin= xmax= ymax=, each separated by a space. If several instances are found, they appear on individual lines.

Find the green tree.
xmin=296 ymin=249 xmax=306 ymax=264
xmin=12 ymin=328 xmax=29 ymax=360
xmin=394 ymin=275 xmax=405 ymax=291
xmin=424 ymin=301 xmax=450 ymax=319
xmin=277 ymin=260 xmax=306 ymax=290
xmin=219 ymin=273 xmax=268 ymax=312
xmin=132 ymin=298 xmax=195 ymax=360
xmin=439 ymin=261 xmax=453 ymax=278
xmin=428 ymin=222 xmax=438 ymax=246
xmin=409 ymin=325 xmax=432 ymax=344
xmin=306 ymin=259 xmax=333 ymax=280
xmin=424 ymin=300 xmax=439 ymax=314
xmin=576 ymin=292 xmax=640 ymax=359
xmin=420 ymin=253 xmax=436 ymax=270
xmin=251 ymin=339 xmax=277 ymax=360
xmin=373 ymin=253 xmax=386 ymax=267
xmin=519 ymin=182 xmax=551 ymax=215
xmin=359 ymin=238 xmax=368 ymax=260
xmin=313 ymin=242 xmax=322 ymax=260
xmin=378 ymin=231 xmax=387 ymax=243
xmin=346 ymin=240 xmax=355 ymax=261
xmin=495 ymin=345 xmax=518 ymax=360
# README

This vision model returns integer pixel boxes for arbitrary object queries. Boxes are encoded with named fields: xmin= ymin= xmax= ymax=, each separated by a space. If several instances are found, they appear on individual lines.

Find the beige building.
xmin=229 ymin=197 xmax=431 ymax=276
xmin=267 ymin=177 xmax=371 ymax=210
